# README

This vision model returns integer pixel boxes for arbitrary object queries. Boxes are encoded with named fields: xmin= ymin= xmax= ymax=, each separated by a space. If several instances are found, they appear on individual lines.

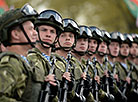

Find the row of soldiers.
xmin=0 ymin=3 xmax=138 ymax=102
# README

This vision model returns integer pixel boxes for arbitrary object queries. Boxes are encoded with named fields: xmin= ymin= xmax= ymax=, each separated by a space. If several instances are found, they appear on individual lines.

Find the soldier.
xmin=26 ymin=10 xmax=64 ymax=102
xmin=71 ymin=25 xmax=95 ymax=102
xmin=95 ymin=30 xmax=110 ymax=64
xmin=53 ymin=18 xmax=83 ymax=102
xmin=108 ymin=32 xmax=128 ymax=102
xmin=115 ymin=34 xmax=138 ymax=101
xmin=128 ymin=34 xmax=138 ymax=65
xmin=116 ymin=34 xmax=133 ymax=85
xmin=83 ymin=26 xmax=114 ymax=102
xmin=126 ymin=34 xmax=138 ymax=102
xmin=0 ymin=4 xmax=38 ymax=102
xmin=83 ymin=26 xmax=103 ymax=60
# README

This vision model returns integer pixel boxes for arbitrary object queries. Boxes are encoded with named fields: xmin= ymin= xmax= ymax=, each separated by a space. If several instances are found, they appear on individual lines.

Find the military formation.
xmin=0 ymin=4 xmax=138 ymax=102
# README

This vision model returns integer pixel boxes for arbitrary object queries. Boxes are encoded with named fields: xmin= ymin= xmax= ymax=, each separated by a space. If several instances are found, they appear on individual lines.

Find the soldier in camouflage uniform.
xmin=83 ymin=26 xmax=103 ymax=61
xmin=26 ymin=10 xmax=64 ymax=102
xmin=0 ymin=4 xmax=38 ymax=102
xmin=83 ymin=27 xmax=114 ymax=102
xmin=107 ymin=32 xmax=128 ymax=102
xmin=52 ymin=18 xmax=86 ymax=102
xmin=92 ymin=29 xmax=115 ymax=102
xmin=126 ymin=34 xmax=138 ymax=102
xmin=115 ymin=33 xmax=138 ymax=102
xmin=71 ymin=25 xmax=95 ymax=102
xmin=128 ymin=34 xmax=138 ymax=65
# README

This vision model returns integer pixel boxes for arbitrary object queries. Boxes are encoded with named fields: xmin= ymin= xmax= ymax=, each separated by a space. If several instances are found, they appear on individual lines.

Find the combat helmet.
xmin=101 ymin=30 xmax=111 ymax=45
xmin=35 ymin=10 xmax=63 ymax=48
xmin=123 ymin=33 xmax=133 ymax=47
xmin=0 ymin=3 xmax=38 ymax=47
xmin=89 ymin=26 xmax=103 ymax=43
xmin=110 ymin=32 xmax=124 ymax=44
xmin=56 ymin=18 xmax=80 ymax=51
xmin=72 ymin=25 xmax=92 ymax=56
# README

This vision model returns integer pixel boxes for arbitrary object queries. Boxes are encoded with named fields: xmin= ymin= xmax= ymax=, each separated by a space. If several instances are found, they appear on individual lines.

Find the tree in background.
xmin=4 ymin=0 xmax=138 ymax=33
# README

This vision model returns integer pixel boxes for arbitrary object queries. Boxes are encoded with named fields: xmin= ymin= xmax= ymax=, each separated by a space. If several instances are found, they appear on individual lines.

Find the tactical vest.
xmin=0 ymin=52 xmax=33 ymax=102
xmin=27 ymin=48 xmax=52 ymax=102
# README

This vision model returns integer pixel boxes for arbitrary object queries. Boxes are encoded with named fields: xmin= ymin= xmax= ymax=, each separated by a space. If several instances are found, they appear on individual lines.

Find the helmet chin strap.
xmin=55 ymin=37 xmax=74 ymax=52
xmin=72 ymin=48 xmax=86 ymax=56
xmin=37 ymin=29 xmax=57 ymax=49
xmin=129 ymin=53 xmax=137 ymax=59
xmin=119 ymin=53 xmax=128 ymax=59
xmin=37 ymin=40 xmax=55 ymax=48
xmin=108 ymin=48 xmax=118 ymax=58
xmin=6 ymin=25 xmax=36 ymax=47
xmin=97 ymin=51 xmax=106 ymax=57
xmin=20 ymin=25 xmax=35 ymax=48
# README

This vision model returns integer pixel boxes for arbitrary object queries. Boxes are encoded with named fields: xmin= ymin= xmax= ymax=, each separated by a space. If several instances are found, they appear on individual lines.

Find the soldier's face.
xmin=58 ymin=32 xmax=75 ymax=48
xmin=98 ymin=41 xmax=107 ymax=54
xmin=88 ymin=39 xmax=98 ymax=53
xmin=120 ymin=43 xmax=130 ymax=57
xmin=109 ymin=42 xmax=120 ymax=57
xmin=38 ymin=25 xmax=57 ymax=47
xmin=130 ymin=43 xmax=138 ymax=58
xmin=74 ymin=38 xmax=88 ymax=52
xmin=21 ymin=21 xmax=38 ymax=43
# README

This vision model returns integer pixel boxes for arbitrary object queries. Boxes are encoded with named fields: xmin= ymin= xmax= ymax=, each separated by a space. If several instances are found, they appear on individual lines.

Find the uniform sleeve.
xmin=0 ymin=57 xmax=26 ymax=102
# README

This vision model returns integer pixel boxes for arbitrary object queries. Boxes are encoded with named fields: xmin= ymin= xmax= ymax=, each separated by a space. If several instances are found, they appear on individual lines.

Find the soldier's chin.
xmin=132 ymin=55 xmax=137 ymax=58
xmin=43 ymin=44 xmax=51 ymax=47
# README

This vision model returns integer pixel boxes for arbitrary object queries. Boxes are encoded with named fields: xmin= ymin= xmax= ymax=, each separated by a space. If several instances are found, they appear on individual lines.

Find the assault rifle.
xmin=92 ymin=57 xmax=99 ymax=102
xmin=75 ymin=59 xmax=91 ymax=102
xmin=39 ymin=56 xmax=57 ymax=102
xmin=103 ymin=55 xmax=110 ymax=94
xmin=58 ymin=52 xmax=72 ymax=102
xmin=122 ymin=65 xmax=134 ymax=95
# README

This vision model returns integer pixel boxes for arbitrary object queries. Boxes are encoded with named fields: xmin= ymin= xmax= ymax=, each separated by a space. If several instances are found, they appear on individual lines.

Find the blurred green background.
xmin=1 ymin=0 xmax=138 ymax=33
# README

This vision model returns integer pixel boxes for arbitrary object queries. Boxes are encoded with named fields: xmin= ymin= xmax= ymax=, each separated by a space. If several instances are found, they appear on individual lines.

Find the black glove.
xmin=114 ymin=87 xmax=127 ymax=102
xmin=39 ymin=78 xmax=59 ymax=102
xmin=68 ymin=73 xmax=75 ymax=92
xmin=60 ymin=73 xmax=75 ymax=92
xmin=103 ymin=93 xmax=115 ymax=102
xmin=83 ymin=74 xmax=92 ymax=98
xmin=50 ymin=78 xmax=59 ymax=96
xmin=72 ymin=92 xmax=86 ymax=102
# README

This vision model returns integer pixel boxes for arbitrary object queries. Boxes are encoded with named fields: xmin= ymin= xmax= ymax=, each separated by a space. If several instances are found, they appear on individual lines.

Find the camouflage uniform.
xmin=26 ymin=9 xmax=64 ymax=102
xmin=27 ymin=48 xmax=59 ymax=102
xmin=71 ymin=55 xmax=95 ymax=102
xmin=0 ymin=4 xmax=38 ymax=102
xmin=0 ymin=52 xmax=32 ymax=102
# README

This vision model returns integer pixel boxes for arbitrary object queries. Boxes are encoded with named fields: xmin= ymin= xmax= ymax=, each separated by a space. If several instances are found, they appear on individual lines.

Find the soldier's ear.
xmin=54 ymin=36 xmax=58 ymax=43
xmin=11 ymin=29 xmax=20 ymax=40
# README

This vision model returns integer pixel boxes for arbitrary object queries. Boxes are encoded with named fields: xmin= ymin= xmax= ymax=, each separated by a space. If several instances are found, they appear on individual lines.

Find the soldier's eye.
xmin=39 ymin=28 xmax=47 ymax=32
xmin=50 ymin=30 xmax=56 ymax=34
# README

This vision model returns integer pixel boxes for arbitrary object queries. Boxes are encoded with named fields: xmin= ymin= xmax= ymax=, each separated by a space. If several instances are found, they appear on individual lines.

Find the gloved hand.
xmin=68 ymin=73 xmax=75 ymax=92
xmin=60 ymin=73 xmax=75 ymax=92
xmin=50 ymin=77 xmax=59 ymax=96
xmin=72 ymin=92 xmax=86 ymax=102
xmin=83 ymin=74 xmax=92 ymax=97
xmin=103 ymin=93 xmax=115 ymax=102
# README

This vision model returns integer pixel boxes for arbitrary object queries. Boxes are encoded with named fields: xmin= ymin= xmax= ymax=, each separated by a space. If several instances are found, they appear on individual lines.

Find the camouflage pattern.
xmin=27 ymin=48 xmax=58 ymax=102
xmin=0 ymin=52 xmax=31 ymax=102
xmin=71 ymin=55 xmax=94 ymax=102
